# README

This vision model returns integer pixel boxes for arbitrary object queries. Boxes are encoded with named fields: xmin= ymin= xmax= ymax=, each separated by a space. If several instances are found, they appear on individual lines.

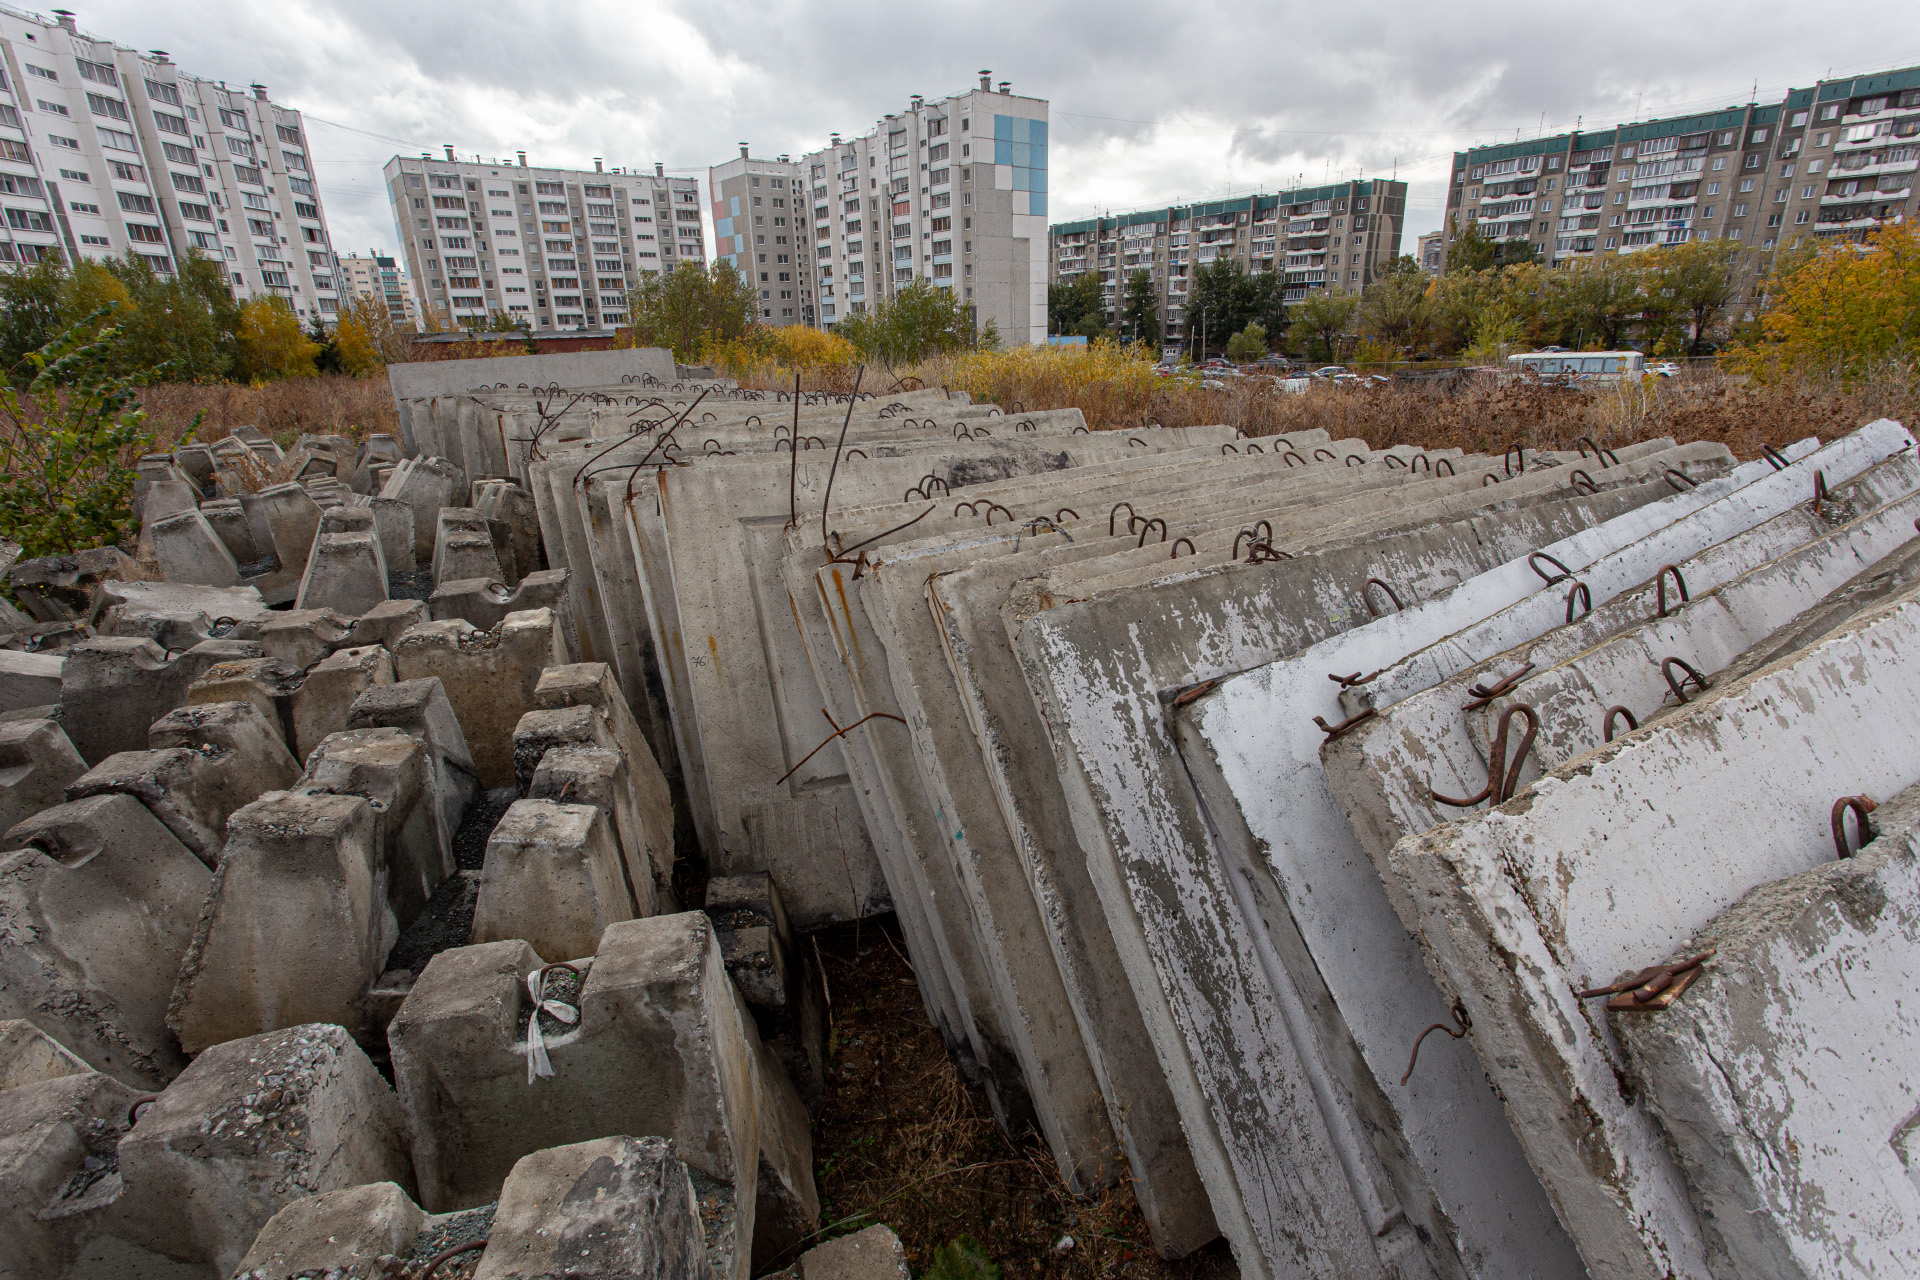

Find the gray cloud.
xmin=68 ymin=0 xmax=1920 ymax=262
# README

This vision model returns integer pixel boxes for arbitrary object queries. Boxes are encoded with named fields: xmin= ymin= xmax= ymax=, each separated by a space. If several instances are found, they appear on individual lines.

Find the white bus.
xmin=1507 ymin=350 xmax=1645 ymax=381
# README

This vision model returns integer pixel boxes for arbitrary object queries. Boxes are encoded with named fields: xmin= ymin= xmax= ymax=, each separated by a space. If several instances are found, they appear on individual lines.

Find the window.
xmin=288 ymin=176 xmax=314 ymax=196
xmin=153 ymin=110 xmax=189 ymax=135
xmin=535 ymin=181 xmax=565 ymax=195
xmin=108 ymin=160 xmax=143 ymax=182
xmin=37 ymin=98 xmax=68 ymax=116
xmin=248 ymin=217 xmax=274 ymax=237
xmin=68 ymin=200 xmax=100 ymax=215
xmin=276 ymin=124 xmax=302 ymax=145
xmin=1795 ymin=210 xmax=1810 ymax=224
xmin=232 ymin=164 xmax=262 ymax=186
xmin=58 ymin=168 xmax=88 ymax=183
xmin=1751 ymin=128 xmax=1769 ymax=144
xmin=283 ymin=151 xmax=307 ymax=173
xmin=1733 ymin=203 xmax=1749 ymax=217
xmin=86 ymin=93 xmax=128 ymax=121
xmin=76 ymin=58 xmax=118 ymax=86
xmin=179 ymin=201 xmax=213 ymax=222
xmin=26 ymin=64 xmax=57 ymax=82
xmin=125 ymin=223 xmax=165 ymax=243
xmin=225 ymin=136 xmax=254 ymax=158
xmin=96 ymin=127 xmax=136 ymax=152
xmin=117 ymin=191 xmax=156 ymax=214
xmin=49 ymin=134 xmax=79 ymax=150
xmin=295 ymin=201 xmax=319 ymax=219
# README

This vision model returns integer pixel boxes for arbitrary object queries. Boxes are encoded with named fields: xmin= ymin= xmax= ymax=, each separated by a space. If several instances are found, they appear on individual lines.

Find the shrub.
xmin=0 ymin=308 xmax=173 ymax=557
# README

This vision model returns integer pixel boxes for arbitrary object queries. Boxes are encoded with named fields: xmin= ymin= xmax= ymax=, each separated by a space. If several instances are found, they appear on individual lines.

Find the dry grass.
xmin=807 ymin=918 xmax=1236 ymax=1280
xmin=136 ymin=375 xmax=396 ymax=449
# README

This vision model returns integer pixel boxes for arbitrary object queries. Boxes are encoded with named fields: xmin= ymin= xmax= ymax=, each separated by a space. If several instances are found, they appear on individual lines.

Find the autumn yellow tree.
xmin=331 ymin=294 xmax=400 ymax=377
xmin=237 ymin=296 xmax=321 ymax=381
xmin=1736 ymin=223 xmax=1920 ymax=381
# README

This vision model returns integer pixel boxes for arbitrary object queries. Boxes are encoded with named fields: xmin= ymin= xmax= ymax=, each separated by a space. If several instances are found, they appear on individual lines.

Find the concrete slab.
xmin=533 ymin=661 xmax=675 ymax=900
xmin=1387 ymin=584 xmax=1920 ymax=1280
xmin=345 ymin=677 xmax=480 ymax=865
xmin=290 ymin=643 xmax=395 ymax=764
xmin=1 ymin=793 xmax=209 ymax=1086
xmin=59 ymin=636 xmax=262 ymax=766
xmin=390 ymin=609 xmax=563 ymax=788
xmin=472 ymin=798 xmax=633 ymax=960
xmin=296 ymin=726 xmax=449 ymax=925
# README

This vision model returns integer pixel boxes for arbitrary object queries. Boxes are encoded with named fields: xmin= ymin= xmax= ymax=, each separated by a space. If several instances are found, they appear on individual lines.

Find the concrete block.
xmin=0 ymin=646 xmax=63 ymax=713
xmin=510 ymin=704 xmax=605 ymax=791
xmin=380 ymin=456 xmax=468 ymax=561
xmin=0 ymin=718 xmax=86 ymax=831
xmin=231 ymin=1180 xmax=426 ymax=1280
xmin=296 ymin=726 xmax=449 ymax=925
xmin=253 ymin=607 xmax=358 ymax=668
xmin=66 ymin=748 xmax=235 ymax=866
xmin=388 ymin=917 xmax=762 ymax=1227
xmin=245 ymin=480 xmax=325 ymax=577
xmin=390 ymin=610 xmax=562 ymax=789
xmin=171 ymin=442 xmax=217 ymax=493
xmin=147 ymin=697 xmax=301 ymax=806
xmin=349 ymin=433 xmax=406 ymax=494
xmin=137 ymin=477 xmax=201 ymax=531
xmin=1389 ymin=587 xmax=1920 ymax=1280
xmin=167 ymin=790 xmax=395 ymax=1053
xmin=430 ymin=570 xmax=574 ymax=658
xmin=533 ymin=659 xmax=674 ymax=895
xmin=290 ymin=643 xmax=394 ymax=763
xmin=350 ymin=597 xmax=430 ymax=651
xmin=787 ymin=1224 xmax=911 ymax=1280
xmin=185 ymin=655 xmax=303 ymax=752
xmin=0 ymin=1016 xmax=93 ymax=1087
xmin=296 ymin=530 xmax=390 ymax=616
xmin=434 ymin=522 xmax=507 ymax=589
xmin=475 ymin=1135 xmax=711 ymax=1280
xmin=370 ymin=495 xmax=417 ymax=576
xmin=0 ymin=1059 xmax=144 ymax=1278
xmin=231 ymin=424 xmax=282 ymax=461
xmin=93 ymin=579 xmax=270 ymax=653
xmin=1 ymin=793 xmax=210 ymax=1086
xmin=8 ymin=546 xmax=146 ymax=623
xmin=199 ymin=497 xmax=259 ymax=565
xmin=473 ymin=477 xmax=544 ymax=581
xmin=149 ymin=509 xmax=242 ymax=588
xmin=116 ymin=1023 xmax=413 ymax=1275
xmin=472 ymin=798 xmax=634 ymax=960
xmin=345 ymin=677 xmax=479 ymax=863
xmin=529 ymin=745 xmax=657 ymax=919
xmin=60 ymin=636 xmax=261 ymax=766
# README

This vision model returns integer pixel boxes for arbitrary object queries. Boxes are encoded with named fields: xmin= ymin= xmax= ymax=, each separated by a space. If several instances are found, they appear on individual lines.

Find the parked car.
xmin=1308 ymin=365 xmax=1346 ymax=379
xmin=1648 ymin=361 xmax=1682 ymax=377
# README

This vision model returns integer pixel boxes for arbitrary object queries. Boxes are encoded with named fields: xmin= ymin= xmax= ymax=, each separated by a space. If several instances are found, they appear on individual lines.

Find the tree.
xmin=0 ymin=254 xmax=69 ymax=386
xmin=1224 ymin=322 xmax=1268 ymax=363
xmin=835 ymin=279 xmax=982 ymax=364
xmin=626 ymin=260 xmax=758 ymax=362
xmin=0 ymin=307 xmax=164 ymax=556
xmin=1353 ymin=269 xmax=1430 ymax=353
xmin=1544 ymin=255 xmax=1644 ymax=351
xmin=1121 ymin=269 xmax=1159 ymax=346
xmin=1734 ymin=222 xmax=1920 ymax=381
xmin=1048 ymin=271 xmax=1107 ymax=338
xmin=1444 ymin=217 xmax=1496 ymax=274
xmin=1288 ymin=290 xmax=1358 ymax=363
xmin=237 ymin=296 xmax=321 ymax=380
xmin=1189 ymin=259 xmax=1284 ymax=356
xmin=1637 ymin=238 xmax=1744 ymax=354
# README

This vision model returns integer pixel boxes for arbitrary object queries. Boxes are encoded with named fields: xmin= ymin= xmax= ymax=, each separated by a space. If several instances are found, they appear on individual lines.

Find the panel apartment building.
xmin=1048 ymin=178 xmax=1407 ymax=346
xmin=336 ymin=249 xmax=416 ymax=329
xmin=1439 ymin=63 xmax=1920 ymax=273
xmin=385 ymin=150 xmax=702 ymax=331
xmin=711 ymin=72 xmax=1050 ymax=344
xmin=0 ymin=6 xmax=339 ymax=320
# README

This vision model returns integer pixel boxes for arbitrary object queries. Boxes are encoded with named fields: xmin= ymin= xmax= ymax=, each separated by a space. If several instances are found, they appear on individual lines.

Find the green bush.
xmin=921 ymin=1236 xmax=1000 ymax=1280
xmin=0 ymin=307 xmax=178 ymax=558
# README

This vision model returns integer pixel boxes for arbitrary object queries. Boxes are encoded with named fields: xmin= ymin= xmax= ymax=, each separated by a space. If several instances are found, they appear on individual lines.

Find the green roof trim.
xmin=1047 ymin=179 xmax=1397 ymax=236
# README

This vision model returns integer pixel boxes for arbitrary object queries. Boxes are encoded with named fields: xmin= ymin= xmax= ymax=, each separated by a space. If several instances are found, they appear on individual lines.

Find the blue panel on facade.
xmin=1028 ymin=144 xmax=1047 ymax=171
xmin=1028 ymin=192 xmax=1046 ymax=216
xmin=730 ymin=196 xmax=739 ymax=216
xmin=1012 ymin=142 xmax=1031 ymax=167
xmin=995 ymin=138 xmax=1013 ymax=165
xmin=994 ymin=114 xmax=1013 ymax=140
xmin=1028 ymin=119 xmax=1047 ymax=144
xmin=715 ymin=216 xmax=733 ymax=237
xmin=1012 ymin=167 xmax=1029 ymax=191
xmin=1029 ymin=166 xmax=1047 ymax=193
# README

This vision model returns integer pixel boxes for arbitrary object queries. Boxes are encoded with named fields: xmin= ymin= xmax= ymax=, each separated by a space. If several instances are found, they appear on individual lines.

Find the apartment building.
xmin=336 ymin=249 xmax=416 ymax=328
xmin=710 ymin=147 xmax=813 ymax=326
xmin=0 ymin=6 xmax=339 ymax=319
xmin=1048 ymin=178 xmax=1407 ymax=345
xmin=783 ymin=73 xmax=1048 ymax=344
xmin=1417 ymin=229 xmax=1444 ymax=274
xmin=1439 ymin=63 xmax=1919 ymax=273
xmin=385 ymin=149 xmax=702 ymax=331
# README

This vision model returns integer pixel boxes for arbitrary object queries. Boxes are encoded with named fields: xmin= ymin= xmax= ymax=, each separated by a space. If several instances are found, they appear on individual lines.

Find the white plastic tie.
xmin=524 ymin=968 xmax=578 ymax=1084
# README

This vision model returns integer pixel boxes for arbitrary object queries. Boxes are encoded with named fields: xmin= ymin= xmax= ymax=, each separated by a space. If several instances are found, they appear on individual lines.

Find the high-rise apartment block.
xmin=385 ymin=150 xmax=702 ymax=331
xmin=336 ymin=249 xmax=416 ymax=328
xmin=1048 ymin=178 xmax=1407 ymax=346
xmin=1440 ymin=64 xmax=1919 ymax=272
xmin=0 ymin=6 xmax=339 ymax=320
xmin=714 ymin=73 xmax=1049 ymax=344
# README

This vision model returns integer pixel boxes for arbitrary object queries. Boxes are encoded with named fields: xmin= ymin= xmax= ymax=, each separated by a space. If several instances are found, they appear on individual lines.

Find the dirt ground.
xmin=803 ymin=916 xmax=1238 ymax=1280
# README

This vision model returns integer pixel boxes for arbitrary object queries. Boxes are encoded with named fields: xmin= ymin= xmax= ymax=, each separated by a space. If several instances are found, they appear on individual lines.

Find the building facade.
xmin=384 ymin=150 xmax=702 ymax=331
xmin=1048 ymin=178 xmax=1407 ymax=348
xmin=1438 ymin=64 xmax=1919 ymax=273
xmin=1417 ymin=229 xmax=1444 ymax=274
xmin=713 ymin=73 xmax=1048 ymax=344
xmin=0 ymin=6 xmax=339 ymax=320
xmin=336 ymin=250 xmax=416 ymax=328
xmin=709 ymin=147 xmax=812 ymax=326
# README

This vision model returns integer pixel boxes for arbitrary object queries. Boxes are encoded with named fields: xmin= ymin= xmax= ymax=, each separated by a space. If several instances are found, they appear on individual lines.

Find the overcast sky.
xmin=70 ymin=1 xmax=1920 ymax=265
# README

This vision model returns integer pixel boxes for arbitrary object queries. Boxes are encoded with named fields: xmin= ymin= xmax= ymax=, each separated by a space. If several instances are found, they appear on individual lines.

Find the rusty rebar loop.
xmin=1832 ymin=795 xmax=1879 ymax=859
xmin=1602 ymin=705 xmax=1639 ymax=742
xmin=1576 ymin=436 xmax=1621 ymax=467
xmin=1813 ymin=468 xmax=1832 ymax=507
xmin=1383 ymin=453 xmax=1407 ymax=469
xmin=1410 ymin=453 xmax=1433 ymax=474
xmin=1436 ymin=457 xmax=1456 ymax=476
xmin=1221 ymin=443 xmax=1239 ymax=455
xmin=826 ymin=503 xmax=936 ymax=565
xmin=1761 ymin=443 xmax=1791 ymax=470
xmin=1282 ymin=450 xmax=1307 ymax=467
xmin=1399 ymin=1000 xmax=1471 ymax=1086
xmin=1313 ymin=447 xmax=1336 ymax=461
xmin=1565 ymin=581 xmax=1592 ymax=623
xmin=954 ymin=424 xmax=974 ymax=440
xmin=1233 ymin=521 xmax=1274 ymax=559
xmin=1313 ymin=708 xmax=1377 ymax=740
xmin=1462 ymin=661 xmax=1535 ymax=711
xmin=421 ymin=1239 xmax=490 ymax=1280
xmin=981 ymin=501 xmax=1014 ymax=526
xmin=1246 ymin=538 xmax=1293 ymax=563
xmin=817 ymin=366 xmax=865 ymax=551
xmin=777 ymin=708 xmax=909 ymax=785
xmin=1576 ymin=951 xmax=1714 ymax=1002
xmin=1432 ymin=702 xmax=1540 ymax=808
xmin=1170 ymin=537 xmax=1197 ymax=558
xmin=1661 ymin=656 xmax=1711 ymax=704
xmin=845 ymin=449 xmax=868 ymax=460
xmin=1483 ymin=473 xmax=1501 ymax=486
xmin=1135 ymin=516 xmax=1169 ymax=547
xmin=1664 ymin=467 xmax=1697 ymax=491
xmin=1055 ymin=507 xmax=1079 ymax=521
xmin=1345 ymin=453 xmax=1366 ymax=467
xmin=1568 ymin=469 xmax=1599 ymax=495
xmin=126 ymin=1094 xmax=160 ymax=1126
xmin=1504 ymin=444 xmax=1526 ymax=476
xmin=1245 ymin=442 xmax=1264 ymax=453
xmin=1128 ymin=437 xmax=1147 ymax=448
xmin=953 ymin=499 xmax=980 ymax=517
xmin=1527 ymin=550 xmax=1573 ymax=584
xmin=1330 ymin=669 xmax=1384 ymax=688
xmin=1655 ymin=563 xmax=1689 ymax=617
xmin=1362 ymin=577 xmax=1405 ymax=617
xmin=1015 ymin=418 xmax=1036 ymax=432
xmin=1108 ymin=502 xmax=1138 ymax=536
